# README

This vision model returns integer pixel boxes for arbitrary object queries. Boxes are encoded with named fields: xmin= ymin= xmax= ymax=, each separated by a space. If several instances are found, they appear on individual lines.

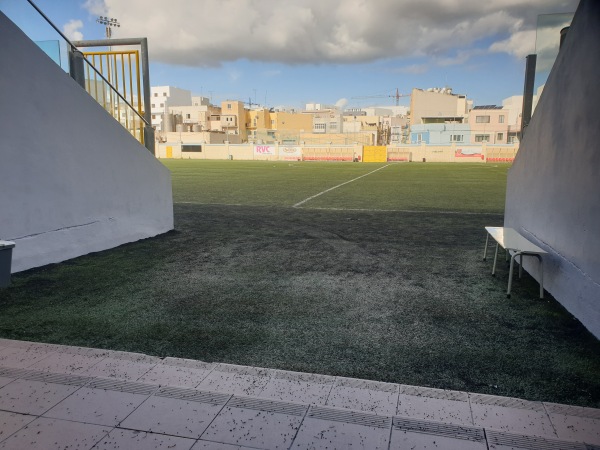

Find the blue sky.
xmin=1 ymin=0 xmax=578 ymax=110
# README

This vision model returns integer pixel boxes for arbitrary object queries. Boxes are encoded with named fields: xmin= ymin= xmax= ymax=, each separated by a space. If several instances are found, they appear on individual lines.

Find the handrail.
xmin=25 ymin=0 xmax=150 ymax=127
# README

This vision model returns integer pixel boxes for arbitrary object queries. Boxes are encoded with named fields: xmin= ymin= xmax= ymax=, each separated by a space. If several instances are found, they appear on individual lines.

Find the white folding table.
xmin=483 ymin=227 xmax=547 ymax=298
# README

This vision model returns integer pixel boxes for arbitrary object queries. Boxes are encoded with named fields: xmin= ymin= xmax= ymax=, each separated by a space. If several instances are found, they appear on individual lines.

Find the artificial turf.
xmin=1 ymin=161 xmax=599 ymax=407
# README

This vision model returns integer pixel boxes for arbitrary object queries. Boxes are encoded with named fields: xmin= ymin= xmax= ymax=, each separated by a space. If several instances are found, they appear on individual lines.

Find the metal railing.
xmin=24 ymin=0 xmax=154 ymax=153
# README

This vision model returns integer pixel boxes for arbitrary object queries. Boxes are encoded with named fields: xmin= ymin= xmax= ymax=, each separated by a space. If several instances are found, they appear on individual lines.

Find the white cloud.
xmin=489 ymin=30 xmax=536 ymax=59
xmin=63 ymin=19 xmax=84 ymax=41
xmin=86 ymin=0 xmax=577 ymax=66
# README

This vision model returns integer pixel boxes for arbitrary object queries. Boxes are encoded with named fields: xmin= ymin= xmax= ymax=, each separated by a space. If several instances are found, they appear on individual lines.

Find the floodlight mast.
xmin=96 ymin=16 xmax=120 ymax=39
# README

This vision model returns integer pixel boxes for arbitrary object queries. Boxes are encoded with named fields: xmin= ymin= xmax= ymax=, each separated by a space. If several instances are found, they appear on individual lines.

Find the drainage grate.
xmin=334 ymin=377 xmax=398 ymax=393
xmin=22 ymin=370 xmax=93 ymax=386
xmin=544 ymin=403 xmax=600 ymax=420
xmin=227 ymin=396 xmax=307 ymax=416
xmin=398 ymin=385 xmax=468 ymax=402
xmin=155 ymin=386 xmax=229 ymax=405
xmin=307 ymin=406 xmax=392 ymax=429
xmin=0 ymin=367 xmax=32 ymax=378
xmin=486 ymin=431 xmax=586 ymax=450
xmin=469 ymin=393 xmax=544 ymax=411
xmin=87 ymin=378 xmax=157 ymax=395
xmin=392 ymin=417 xmax=484 ymax=442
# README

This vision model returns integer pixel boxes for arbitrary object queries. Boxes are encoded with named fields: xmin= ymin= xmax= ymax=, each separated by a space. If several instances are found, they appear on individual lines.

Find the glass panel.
xmin=35 ymin=40 xmax=61 ymax=66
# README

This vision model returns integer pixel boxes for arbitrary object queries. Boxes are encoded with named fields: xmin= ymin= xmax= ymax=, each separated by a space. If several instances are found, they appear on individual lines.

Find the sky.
xmin=0 ymin=0 xmax=578 ymax=110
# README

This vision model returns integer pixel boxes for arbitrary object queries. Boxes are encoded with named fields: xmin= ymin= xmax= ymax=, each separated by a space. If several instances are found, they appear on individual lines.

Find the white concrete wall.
xmin=0 ymin=12 xmax=174 ymax=272
xmin=504 ymin=0 xmax=600 ymax=338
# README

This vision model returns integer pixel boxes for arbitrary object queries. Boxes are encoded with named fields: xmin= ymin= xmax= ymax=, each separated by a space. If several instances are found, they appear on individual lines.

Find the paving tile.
xmin=486 ymin=429 xmax=587 ymax=450
xmin=92 ymin=428 xmax=196 ymax=450
xmin=390 ymin=429 xmax=488 ymax=449
xmin=138 ymin=358 xmax=215 ymax=387
xmin=396 ymin=392 xmax=473 ymax=426
xmin=0 ymin=377 xmax=14 ymax=389
xmin=0 ymin=339 xmax=18 ymax=349
xmin=0 ymin=417 xmax=110 ymax=449
xmin=0 ymin=411 xmax=36 ymax=442
xmin=470 ymin=394 xmax=556 ymax=438
xmin=291 ymin=406 xmax=391 ymax=449
xmin=197 ymin=364 xmax=271 ymax=397
xmin=391 ymin=416 xmax=487 ymax=450
xmin=0 ymin=346 xmax=55 ymax=369
xmin=120 ymin=389 xmax=227 ymax=438
xmin=544 ymin=402 xmax=600 ymax=445
xmin=44 ymin=385 xmax=151 ymax=427
xmin=326 ymin=377 xmax=399 ymax=415
xmin=28 ymin=351 xmax=107 ymax=375
xmin=259 ymin=370 xmax=335 ymax=405
xmin=201 ymin=396 xmax=306 ymax=449
xmin=0 ymin=379 xmax=79 ymax=415
xmin=82 ymin=354 xmax=159 ymax=380
xmin=192 ymin=441 xmax=253 ymax=450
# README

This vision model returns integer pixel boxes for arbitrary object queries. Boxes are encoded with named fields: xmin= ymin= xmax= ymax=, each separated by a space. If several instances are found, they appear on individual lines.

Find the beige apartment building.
xmin=468 ymin=106 xmax=517 ymax=144
xmin=410 ymin=87 xmax=471 ymax=125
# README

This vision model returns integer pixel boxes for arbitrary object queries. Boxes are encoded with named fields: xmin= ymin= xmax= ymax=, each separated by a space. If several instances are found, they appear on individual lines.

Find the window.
xmin=416 ymin=133 xmax=423 ymax=142
xmin=499 ymin=115 xmax=505 ymax=124
xmin=475 ymin=134 xmax=490 ymax=142
xmin=314 ymin=123 xmax=326 ymax=132
xmin=271 ymin=120 xmax=275 ymax=125
xmin=227 ymin=104 xmax=232 ymax=109
xmin=330 ymin=122 xmax=338 ymax=130
xmin=475 ymin=115 xmax=490 ymax=123
xmin=154 ymin=93 xmax=158 ymax=97
xmin=163 ymin=92 xmax=167 ymax=96
xmin=182 ymin=145 xmax=202 ymax=152
xmin=450 ymin=135 xmax=463 ymax=142
xmin=160 ymin=103 xmax=164 ymax=107
xmin=497 ymin=132 xmax=504 ymax=141
xmin=152 ymin=114 xmax=156 ymax=119
xmin=186 ymin=114 xmax=191 ymax=119
xmin=151 ymin=103 xmax=155 ymax=108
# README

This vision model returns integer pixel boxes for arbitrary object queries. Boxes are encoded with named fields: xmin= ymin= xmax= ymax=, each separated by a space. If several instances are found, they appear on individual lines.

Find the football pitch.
xmin=1 ymin=161 xmax=599 ymax=407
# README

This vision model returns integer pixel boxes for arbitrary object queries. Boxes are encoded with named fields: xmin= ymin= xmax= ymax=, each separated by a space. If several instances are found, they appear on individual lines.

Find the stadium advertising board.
xmin=254 ymin=145 xmax=276 ymax=156
xmin=455 ymin=147 xmax=484 ymax=160
xmin=279 ymin=146 xmax=302 ymax=160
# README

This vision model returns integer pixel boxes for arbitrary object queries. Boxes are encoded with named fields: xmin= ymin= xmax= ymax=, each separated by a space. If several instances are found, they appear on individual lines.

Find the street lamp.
xmin=96 ymin=16 xmax=120 ymax=39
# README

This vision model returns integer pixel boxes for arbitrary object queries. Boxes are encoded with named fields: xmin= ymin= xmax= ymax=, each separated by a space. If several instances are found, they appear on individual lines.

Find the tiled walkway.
xmin=0 ymin=338 xmax=598 ymax=449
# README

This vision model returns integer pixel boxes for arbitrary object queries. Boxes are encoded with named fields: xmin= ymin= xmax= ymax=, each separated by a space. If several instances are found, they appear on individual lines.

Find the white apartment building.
xmin=150 ymin=86 xmax=192 ymax=131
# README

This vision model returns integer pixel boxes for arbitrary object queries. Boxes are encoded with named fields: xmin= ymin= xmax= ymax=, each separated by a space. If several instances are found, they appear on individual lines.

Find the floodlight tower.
xmin=96 ymin=16 xmax=120 ymax=39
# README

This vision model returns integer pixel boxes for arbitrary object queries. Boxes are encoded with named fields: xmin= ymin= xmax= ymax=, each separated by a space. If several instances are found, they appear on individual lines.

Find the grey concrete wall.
xmin=504 ymin=0 xmax=600 ymax=338
xmin=0 ymin=12 xmax=174 ymax=272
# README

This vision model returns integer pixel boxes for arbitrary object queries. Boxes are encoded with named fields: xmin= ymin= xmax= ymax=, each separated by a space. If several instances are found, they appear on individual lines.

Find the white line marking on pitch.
xmin=292 ymin=164 xmax=393 ymax=208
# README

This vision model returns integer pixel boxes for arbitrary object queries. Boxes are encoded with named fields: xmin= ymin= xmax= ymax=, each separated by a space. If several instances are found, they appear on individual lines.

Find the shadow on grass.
xmin=1 ymin=204 xmax=599 ymax=407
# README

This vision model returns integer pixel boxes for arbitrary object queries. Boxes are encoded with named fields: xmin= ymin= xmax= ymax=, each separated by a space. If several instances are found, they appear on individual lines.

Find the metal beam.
xmin=521 ymin=54 xmax=537 ymax=138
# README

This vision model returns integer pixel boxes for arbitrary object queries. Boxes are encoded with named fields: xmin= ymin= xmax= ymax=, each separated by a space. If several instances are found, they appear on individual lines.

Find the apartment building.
xmin=468 ymin=106 xmax=511 ymax=144
xmin=409 ymin=87 xmax=471 ymax=125
xmin=220 ymin=100 xmax=247 ymax=141
xmin=150 ymin=86 xmax=192 ymax=131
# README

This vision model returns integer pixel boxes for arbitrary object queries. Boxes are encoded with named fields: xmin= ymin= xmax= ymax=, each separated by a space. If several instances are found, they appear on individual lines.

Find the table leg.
xmin=483 ymin=233 xmax=490 ymax=261
xmin=492 ymin=243 xmax=499 ymax=276
xmin=537 ymin=254 xmax=544 ymax=299
xmin=519 ymin=254 xmax=523 ymax=279
xmin=507 ymin=252 xmax=520 ymax=297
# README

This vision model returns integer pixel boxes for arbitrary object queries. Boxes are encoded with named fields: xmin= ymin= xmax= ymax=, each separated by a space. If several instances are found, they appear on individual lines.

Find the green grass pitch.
xmin=1 ymin=161 xmax=599 ymax=407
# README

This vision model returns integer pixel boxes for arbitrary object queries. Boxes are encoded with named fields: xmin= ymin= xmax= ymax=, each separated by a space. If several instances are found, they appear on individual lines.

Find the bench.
xmin=483 ymin=227 xmax=547 ymax=298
